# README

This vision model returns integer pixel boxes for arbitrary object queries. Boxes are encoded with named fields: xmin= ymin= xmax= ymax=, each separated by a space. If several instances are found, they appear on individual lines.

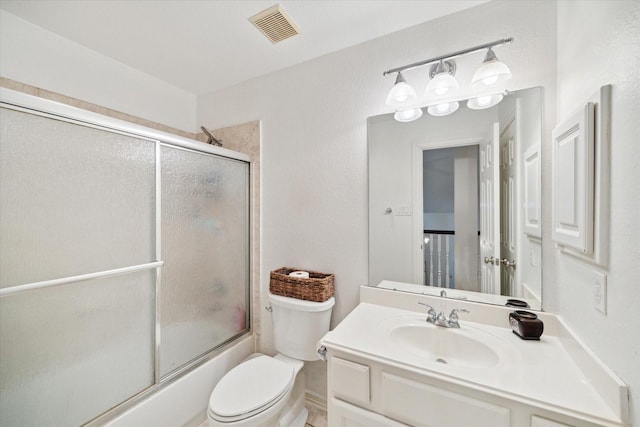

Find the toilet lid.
xmin=209 ymin=355 xmax=294 ymax=418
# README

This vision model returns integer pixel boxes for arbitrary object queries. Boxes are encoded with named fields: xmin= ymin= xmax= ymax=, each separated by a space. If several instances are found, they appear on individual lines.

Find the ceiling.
xmin=0 ymin=0 xmax=487 ymax=96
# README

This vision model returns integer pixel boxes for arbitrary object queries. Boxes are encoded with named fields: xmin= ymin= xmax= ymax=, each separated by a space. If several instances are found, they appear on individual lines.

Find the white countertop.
xmin=321 ymin=301 xmax=627 ymax=426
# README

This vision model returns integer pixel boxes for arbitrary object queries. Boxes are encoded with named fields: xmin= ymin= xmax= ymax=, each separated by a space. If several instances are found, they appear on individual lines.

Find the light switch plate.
xmin=394 ymin=205 xmax=411 ymax=216
xmin=593 ymin=270 xmax=607 ymax=314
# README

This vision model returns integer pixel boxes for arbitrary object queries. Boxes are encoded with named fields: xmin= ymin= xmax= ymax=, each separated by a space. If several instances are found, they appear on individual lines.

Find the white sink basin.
xmin=385 ymin=317 xmax=502 ymax=369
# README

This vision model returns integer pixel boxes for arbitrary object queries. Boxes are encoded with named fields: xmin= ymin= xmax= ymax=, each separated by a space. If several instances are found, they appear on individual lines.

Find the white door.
xmin=479 ymin=123 xmax=500 ymax=295
xmin=499 ymin=118 xmax=519 ymax=296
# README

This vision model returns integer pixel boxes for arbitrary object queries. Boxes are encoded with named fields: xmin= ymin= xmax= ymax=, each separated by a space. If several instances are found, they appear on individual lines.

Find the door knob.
xmin=501 ymin=259 xmax=516 ymax=268
xmin=484 ymin=256 xmax=497 ymax=265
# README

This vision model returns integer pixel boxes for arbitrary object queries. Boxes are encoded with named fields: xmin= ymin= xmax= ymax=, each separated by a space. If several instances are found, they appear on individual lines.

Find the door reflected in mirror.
xmin=368 ymin=87 xmax=543 ymax=309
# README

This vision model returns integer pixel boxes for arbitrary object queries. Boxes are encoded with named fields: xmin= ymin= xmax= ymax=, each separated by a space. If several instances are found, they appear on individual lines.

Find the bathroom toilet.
xmin=208 ymin=293 xmax=335 ymax=427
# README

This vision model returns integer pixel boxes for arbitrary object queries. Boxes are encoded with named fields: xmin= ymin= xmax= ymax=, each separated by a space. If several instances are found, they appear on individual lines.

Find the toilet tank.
xmin=268 ymin=293 xmax=335 ymax=361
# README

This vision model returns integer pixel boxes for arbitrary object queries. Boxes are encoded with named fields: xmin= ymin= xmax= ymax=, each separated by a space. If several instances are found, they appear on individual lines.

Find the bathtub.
xmin=105 ymin=336 xmax=254 ymax=427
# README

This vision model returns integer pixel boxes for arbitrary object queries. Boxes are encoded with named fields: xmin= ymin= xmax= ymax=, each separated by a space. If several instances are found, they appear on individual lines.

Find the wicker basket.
xmin=269 ymin=267 xmax=335 ymax=302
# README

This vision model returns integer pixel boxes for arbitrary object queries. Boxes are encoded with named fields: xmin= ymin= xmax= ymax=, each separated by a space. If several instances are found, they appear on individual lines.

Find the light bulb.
xmin=471 ymin=48 xmax=512 ymax=89
xmin=425 ymin=64 xmax=459 ymax=98
xmin=386 ymin=72 xmax=417 ymax=107
xmin=481 ymin=76 xmax=499 ymax=86
xmin=427 ymin=101 xmax=459 ymax=117
xmin=467 ymin=93 xmax=504 ymax=110
xmin=394 ymin=108 xmax=423 ymax=122
xmin=477 ymin=95 xmax=492 ymax=106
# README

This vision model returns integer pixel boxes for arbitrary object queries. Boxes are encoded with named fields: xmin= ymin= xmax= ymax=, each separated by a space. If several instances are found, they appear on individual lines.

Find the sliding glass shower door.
xmin=0 ymin=103 xmax=250 ymax=426
xmin=159 ymin=145 xmax=249 ymax=377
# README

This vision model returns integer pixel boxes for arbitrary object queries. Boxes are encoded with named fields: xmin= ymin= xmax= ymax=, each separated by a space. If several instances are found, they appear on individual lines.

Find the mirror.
xmin=368 ymin=87 xmax=543 ymax=309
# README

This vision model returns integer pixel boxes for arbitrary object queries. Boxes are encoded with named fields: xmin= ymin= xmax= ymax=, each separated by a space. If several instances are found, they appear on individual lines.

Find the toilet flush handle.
xmin=317 ymin=345 xmax=327 ymax=361
xmin=265 ymin=305 xmax=273 ymax=312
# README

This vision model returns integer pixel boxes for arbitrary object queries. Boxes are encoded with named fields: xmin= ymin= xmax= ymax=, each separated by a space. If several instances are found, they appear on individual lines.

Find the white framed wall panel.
xmin=558 ymin=85 xmax=612 ymax=267
xmin=551 ymin=102 xmax=595 ymax=253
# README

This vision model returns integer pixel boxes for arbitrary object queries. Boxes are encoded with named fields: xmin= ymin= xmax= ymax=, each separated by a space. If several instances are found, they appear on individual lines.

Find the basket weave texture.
xmin=269 ymin=267 xmax=335 ymax=302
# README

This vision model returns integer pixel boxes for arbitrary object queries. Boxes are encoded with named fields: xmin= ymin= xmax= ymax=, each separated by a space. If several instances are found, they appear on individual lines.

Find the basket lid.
xmin=268 ymin=293 xmax=335 ymax=312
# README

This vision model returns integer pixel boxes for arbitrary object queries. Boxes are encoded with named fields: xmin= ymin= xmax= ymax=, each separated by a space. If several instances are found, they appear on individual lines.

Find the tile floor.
xmin=304 ymin=400 xmax=328 ymax=427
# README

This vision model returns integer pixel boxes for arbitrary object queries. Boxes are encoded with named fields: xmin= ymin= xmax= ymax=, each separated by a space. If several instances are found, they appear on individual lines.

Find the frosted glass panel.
xmin=0 ymin=270 xmax=155 ymax=426
xmin=160 ymin=145 xmax=249 ymax=376
xmin=0 ymin=108 xmax=155 ymax=288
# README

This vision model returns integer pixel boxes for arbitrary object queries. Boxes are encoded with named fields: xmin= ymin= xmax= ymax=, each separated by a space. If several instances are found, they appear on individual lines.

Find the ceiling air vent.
xmin=249 ymin=4 xmax=300 ymax=44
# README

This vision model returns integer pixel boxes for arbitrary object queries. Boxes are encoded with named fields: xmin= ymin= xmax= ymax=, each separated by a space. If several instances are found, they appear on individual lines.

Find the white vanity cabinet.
xmin=322 ymin=299 xmax=628 ymax=427
xmin=326 ymin=350 xmax=608 ymax=427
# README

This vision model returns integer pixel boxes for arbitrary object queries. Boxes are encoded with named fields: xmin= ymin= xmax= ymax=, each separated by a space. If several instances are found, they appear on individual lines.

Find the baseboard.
xmin=304 ymin=391 xmax=327 ymax=410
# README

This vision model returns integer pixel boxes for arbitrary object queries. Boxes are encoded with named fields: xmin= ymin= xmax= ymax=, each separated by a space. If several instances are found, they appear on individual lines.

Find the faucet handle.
xmin=448 ymin=308 xmax=469 ymax=328
xmin=417 ymin=301 xmax=437 ymax=323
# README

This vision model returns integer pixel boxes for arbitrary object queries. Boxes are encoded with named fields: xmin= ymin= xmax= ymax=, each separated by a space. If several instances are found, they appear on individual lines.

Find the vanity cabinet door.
xmin=330 ymin=398 xmax=409 ymax=427
xmin=531 ymin=415 xmax=574 ymax=427
xmin=380 ymin=372 xmax=510 ymax=427
xmin=330 ymin=357 xmax=371 ymax=407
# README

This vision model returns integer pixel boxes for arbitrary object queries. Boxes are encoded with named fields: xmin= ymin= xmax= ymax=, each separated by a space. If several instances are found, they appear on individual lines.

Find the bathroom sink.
xmin=387 ymin=319 xmax=501 ymax=369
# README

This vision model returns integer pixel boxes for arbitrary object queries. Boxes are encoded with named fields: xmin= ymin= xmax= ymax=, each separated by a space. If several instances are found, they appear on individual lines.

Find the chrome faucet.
xmin=417 ymin=302 xmax=437 ymax=324
xmin=418 ymin=302 xmax=469 ymax=328
xmin=446 ymin=308 xmax=469 ymax=328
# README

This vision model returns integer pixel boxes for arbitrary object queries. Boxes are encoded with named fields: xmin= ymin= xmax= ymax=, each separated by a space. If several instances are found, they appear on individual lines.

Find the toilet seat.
xmin=208 ymin=355 xmax=295 ymax=422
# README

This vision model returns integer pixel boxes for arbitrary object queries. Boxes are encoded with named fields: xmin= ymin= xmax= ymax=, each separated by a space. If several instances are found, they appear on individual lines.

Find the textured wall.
xmin=554 ymin=1 xmax=640 ymax=424
xmin=197 ymin=0 xmax=557 ymax=399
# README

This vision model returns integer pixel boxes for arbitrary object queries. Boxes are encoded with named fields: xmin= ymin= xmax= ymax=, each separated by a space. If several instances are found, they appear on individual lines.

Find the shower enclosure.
xmin=0 ymin=90 xmax=251 ymax=426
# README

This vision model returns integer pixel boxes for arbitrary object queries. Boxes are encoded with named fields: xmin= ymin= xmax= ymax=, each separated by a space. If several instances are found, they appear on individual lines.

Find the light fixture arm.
xmin=382 ymin=37 xmax=513 ymax=76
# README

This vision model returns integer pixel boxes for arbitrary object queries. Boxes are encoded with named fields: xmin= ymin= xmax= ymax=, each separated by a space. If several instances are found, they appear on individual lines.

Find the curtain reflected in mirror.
xmin=368 ymin=87 xmax=542 ymax=310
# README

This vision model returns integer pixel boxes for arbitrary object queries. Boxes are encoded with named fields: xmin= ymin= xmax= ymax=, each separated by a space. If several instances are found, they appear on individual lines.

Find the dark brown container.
xmin=509 ymin=310 xmax=544 ymax=340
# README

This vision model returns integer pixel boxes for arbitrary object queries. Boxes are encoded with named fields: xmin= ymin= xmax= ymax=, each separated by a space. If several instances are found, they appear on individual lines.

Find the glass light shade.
xmin=427 ymin=101 xmax=459 ymax=117
xmin=385 ymin=73 xmax=417 ymax=107
xmin=467 ymin=93 xmax=504 ymax=110
xmin=471 ymin=59 xmax=512 ymax=88
xmin=425 ymin=72 xmax=459 ymax=97
xmin=394 ymin=108 xmax=423 ymax=122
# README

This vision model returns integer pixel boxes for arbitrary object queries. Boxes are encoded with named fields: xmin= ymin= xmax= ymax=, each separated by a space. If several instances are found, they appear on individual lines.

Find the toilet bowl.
xmin=207 ymin=293 xmax=334 ymax=427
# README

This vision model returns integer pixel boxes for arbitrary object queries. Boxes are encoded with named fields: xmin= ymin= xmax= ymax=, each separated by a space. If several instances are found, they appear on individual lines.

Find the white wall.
xmin=198 ymin=0 xmax=557 ymax=397
xmin=553 ymin=1 xmax=640 ymax=424
xmin=0 ymin=10 xmax=197 ymax=133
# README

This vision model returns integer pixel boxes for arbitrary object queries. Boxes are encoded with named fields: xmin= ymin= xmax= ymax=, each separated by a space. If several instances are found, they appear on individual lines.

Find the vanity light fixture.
xmin=383 ymin=37 xmax=513 ymax=121
xmin=427 ymin=101 xmax=459 ymax=117
xmin=467 ymin=93 xmax=504 ymax=110
xmin=471 ymin=48 xmax=512 ymax=89
xmin=394 ymin=107 xmax=423 ymax=122
xmin=425 ymin=60 xmax=459 ymax=97
xmin=385 ymin=72 xmax=417 ymax=107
